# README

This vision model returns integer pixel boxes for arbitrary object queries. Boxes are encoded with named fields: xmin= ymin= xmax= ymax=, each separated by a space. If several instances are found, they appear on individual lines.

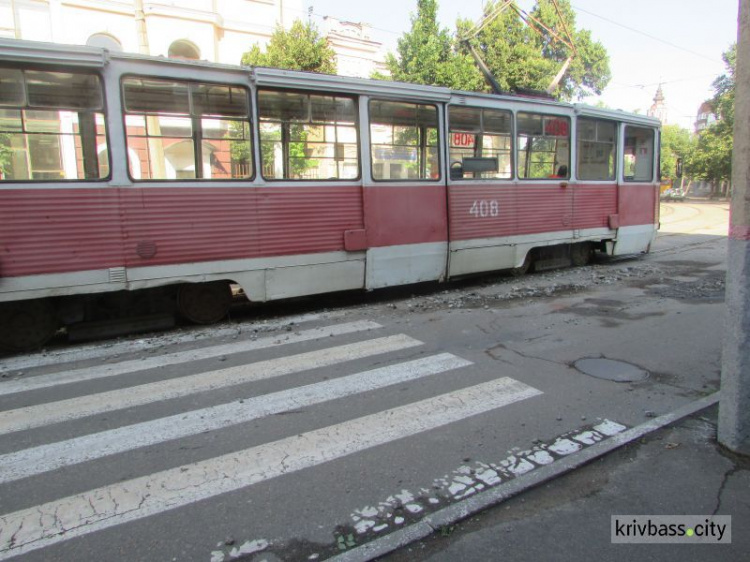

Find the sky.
xmin=301 ymin=0 xmax=740 ymax=130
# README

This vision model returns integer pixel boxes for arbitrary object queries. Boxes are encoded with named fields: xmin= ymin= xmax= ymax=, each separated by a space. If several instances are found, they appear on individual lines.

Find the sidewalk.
xmin=382 ymin=404 xmax=750 ymax=562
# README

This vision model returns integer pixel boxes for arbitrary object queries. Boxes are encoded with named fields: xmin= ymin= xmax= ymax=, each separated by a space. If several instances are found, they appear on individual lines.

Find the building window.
xmin=0 ymin=68 xmax=108 ymax=182
xmin=168 ymin=40 xmax=201 ymax=60
xmin=576 ymin=118 xmax=616 ymax=181
xmin=122 ymin=77 xmax=253 ymax=180
xmin=257 ymin=89 xmax=359 ymax=180
xmin=448 ymin=105 xmax=512 ymax=180
xmin=369 ymin=100 xmax=440 ymax=181
xmin=86 ymin=33 xmax=123 ymax=52
xmin=517 ymin=112 xmax=570 ymax=179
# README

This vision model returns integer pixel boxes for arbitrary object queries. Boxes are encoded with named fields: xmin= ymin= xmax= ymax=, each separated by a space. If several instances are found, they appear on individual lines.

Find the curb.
xmin=330 ymin=392 xmax=721 ymax=561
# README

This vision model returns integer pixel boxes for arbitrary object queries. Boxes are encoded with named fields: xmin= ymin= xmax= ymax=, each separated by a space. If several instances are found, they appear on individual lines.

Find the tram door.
xmin=361 ymin=98 xmax=449 ymax=289
xmin=515 ymin=112 xmax=574 ymax=242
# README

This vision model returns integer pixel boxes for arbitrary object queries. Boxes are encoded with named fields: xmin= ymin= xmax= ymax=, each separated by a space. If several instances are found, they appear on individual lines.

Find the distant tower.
xmin=647 ymin=84 xmax=668 ymax=124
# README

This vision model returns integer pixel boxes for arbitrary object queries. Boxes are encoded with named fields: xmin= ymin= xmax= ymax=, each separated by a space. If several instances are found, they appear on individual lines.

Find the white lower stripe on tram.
xmin=0 ymin=334 xmax=421 ymax=435
xmin=0 ymin=320 xmax=382 ymax=397
xmin=0 ymin=377 xmax=542 ymax=560
xmin=0 ymin=353 xmax=472 ymax=484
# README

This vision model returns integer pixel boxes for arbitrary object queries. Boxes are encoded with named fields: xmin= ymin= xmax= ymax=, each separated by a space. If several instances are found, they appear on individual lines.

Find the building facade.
xmin=0 ymin=0 xmax=386 ymax=78
xmin=0 ymin=1 xmax=387 ymax=183
xmin=694 ymin=100 xmax=717 ymax=133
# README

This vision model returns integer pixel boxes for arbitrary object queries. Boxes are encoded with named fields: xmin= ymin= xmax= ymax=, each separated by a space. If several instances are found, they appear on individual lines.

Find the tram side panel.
xmin=121 ymin=185 xmax=366 ymax=302
xmin=0 ymin=188 xmax=125 ymax=302
xmin=363 ymin=183 xmax=449 ymax=289
xmin=571 ymin=183 xmax=618 ymax=231
xmin=612 ymin=182 xmax=659 ymax=255
xmin=448 ymin=182 xmax=578 ymax=276
xmin=256 ymin=184 xmax=366 ymax=300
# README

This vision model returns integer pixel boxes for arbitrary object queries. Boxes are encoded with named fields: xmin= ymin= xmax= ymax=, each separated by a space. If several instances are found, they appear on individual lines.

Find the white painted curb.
xmin=330 ymin=392 xmax=721 ymax=562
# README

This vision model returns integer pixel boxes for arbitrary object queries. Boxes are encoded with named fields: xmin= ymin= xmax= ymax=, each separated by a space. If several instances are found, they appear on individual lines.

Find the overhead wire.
xmin=571 ymin=3 xmax=720 ymax=63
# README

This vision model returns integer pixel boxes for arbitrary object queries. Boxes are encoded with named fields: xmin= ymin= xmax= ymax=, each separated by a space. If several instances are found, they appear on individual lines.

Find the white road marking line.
xmin=0 ymin=311 xmax=341 ymax=372
xmin=0 ymin=320 xmax=382 ymax=397
xmin=0 ymin=354 xmax=472 ymax=484
xmin=0 ymin=335 xmax=421 ymax=435
xmin=0 ymin=377 xmax=542 ymax=560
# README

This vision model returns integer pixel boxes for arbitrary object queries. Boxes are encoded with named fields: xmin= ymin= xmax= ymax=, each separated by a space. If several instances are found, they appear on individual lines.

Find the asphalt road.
xmin=0 ymin=201 xmax=730 ymax=562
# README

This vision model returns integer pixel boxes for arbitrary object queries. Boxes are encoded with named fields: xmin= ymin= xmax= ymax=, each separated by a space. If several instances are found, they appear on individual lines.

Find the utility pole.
xmin=718 ymin=0 xmax=750 ymax=455
xmin=134 ymin=0 xmax=150 ymax=55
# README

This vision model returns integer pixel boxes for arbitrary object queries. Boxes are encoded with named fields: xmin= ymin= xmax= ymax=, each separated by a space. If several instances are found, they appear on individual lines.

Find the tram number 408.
xmin=469 ymin=200 xmax=499 ymax=218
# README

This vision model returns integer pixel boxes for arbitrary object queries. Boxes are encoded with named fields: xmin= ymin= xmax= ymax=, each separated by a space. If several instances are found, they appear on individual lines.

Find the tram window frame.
xmin=622 ymin=125 xmax=656 ymax=182
xmin=0 ymin=67 xmax=110 ymax=183
xmin=121 ymin=76 xmax=254 ymax=182
xmin=516 ymin=112 xmax=571 ymax=180
xmin=369 ymin=99 xmax=441 ymax=182
xmin=575 ymin=118 xmax=617 ymax=181
xmin=256 ymin=89 xmax=360 ymax=182
xmin=448 ymin=105 xmax=512 ymax=180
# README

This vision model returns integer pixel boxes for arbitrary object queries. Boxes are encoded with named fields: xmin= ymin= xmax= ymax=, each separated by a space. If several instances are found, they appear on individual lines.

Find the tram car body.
xmin=0 ymin=39 xmax=660 ymax=350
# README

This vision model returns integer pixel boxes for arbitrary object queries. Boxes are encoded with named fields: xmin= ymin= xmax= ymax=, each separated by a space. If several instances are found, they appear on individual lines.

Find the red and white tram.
xmin=0 ymin=39 xmax=660 ymax=351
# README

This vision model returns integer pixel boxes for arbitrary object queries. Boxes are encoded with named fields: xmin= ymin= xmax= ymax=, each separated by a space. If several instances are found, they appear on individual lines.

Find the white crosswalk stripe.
xmin=0 ymin=320 xmax=382 ymax=397
xmin=0 ymin=353 xmax=471 ymax=484
xmin=0 ymin=334 xmax=421 ymax=435
xmin=0 ymin=312 xmax=340 ymax=373
xmin=0 ymin=378 xmax=540 ymax=559
xmin=0 ymin=321 xmax=543 ymax=561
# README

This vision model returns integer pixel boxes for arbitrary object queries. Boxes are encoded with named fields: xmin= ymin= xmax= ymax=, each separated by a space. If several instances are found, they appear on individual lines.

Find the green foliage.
xmin=712 ymin=44 xmax=736 ymax=125
xmin=228 ymin=122 xmax=251 ymax=172
xmin=0 ymin=133 xmax=13 ymax=178
xmin=660 ymin=124 xmax=695 ymax=180
xmin=381 ymin=0 xmax=485 ymax=90
xmin=258 ymin=125 xmax=318 ymax=179
xmin=241 ymin=20 xmax=336 ymax=74
xmin=382 ymin=0 xmax=610 ymax=101
xmin=467 ymin=0 xmax=611 ymax=100
xmin=690 ymin=125 xmax=732 ymax=185
xmin=240 ymin=22 xmax=331 ymax=178
xmin=689 ymin=44 xmax=735 ymax=186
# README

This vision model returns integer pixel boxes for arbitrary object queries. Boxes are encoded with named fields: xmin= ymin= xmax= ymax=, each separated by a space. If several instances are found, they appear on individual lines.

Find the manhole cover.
xmin=574 ymin=358 xmax=649 ymax=382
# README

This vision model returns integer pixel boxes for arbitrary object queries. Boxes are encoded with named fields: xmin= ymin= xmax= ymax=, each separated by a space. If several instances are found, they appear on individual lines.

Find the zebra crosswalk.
xmin=0 ymin=319 xmax=543 ymax=561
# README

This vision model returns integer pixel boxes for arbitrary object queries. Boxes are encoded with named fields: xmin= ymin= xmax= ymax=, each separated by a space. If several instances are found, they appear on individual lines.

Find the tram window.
xmin=623 ymin=126 xmax=655 ymax=182
xmin=0 ymin=68 xmax=108 ymax=182
xmin=369 ymin=100 xmax=440 ymax=181
xmin=576 ymin=118 xmax=616 ymax=180
xmin=448 ymin=106 xmax=511 ymax=179
xmin=122 ymin=77 xmax=253 ymax=181
xmin=26 ymin=71 xmax=103 ymax=110
xmin=257 ymin=90 xmax=358 ymax=181
xmin=517 ymin=112 xmax=570 ymax=180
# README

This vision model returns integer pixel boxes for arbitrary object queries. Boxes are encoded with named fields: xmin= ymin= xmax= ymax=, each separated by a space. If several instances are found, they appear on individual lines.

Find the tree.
xmin=660 ymin=124 xmax=695 ymax=181
xmin=379 ymin=0 xmax=485 ymax=91
xmin=239 ymin=21 xmax=334 ymax=178
xmin=689 ymin=44 xmax=736 ymax=195
xmin=466 ymin=0 xmax=611 ymax=100
xmin=712 ymin=43 xmax=736 ymax=125
xmin=0 ymin=134 xmax=12 ymax=179
xmin=241 ymin=20 xmax=336 ymax=74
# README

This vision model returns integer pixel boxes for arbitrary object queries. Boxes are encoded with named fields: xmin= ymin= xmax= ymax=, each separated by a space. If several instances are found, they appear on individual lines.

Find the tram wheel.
xmin=570 ymin=242 xmax=593 ymax=267
xmin=177 ymin=281 xmax=232 ymax=325
xmin=510 ymin=251 xmax=533 ymax=277
xmin=0 ymin=299 xmax=59 ymax=352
